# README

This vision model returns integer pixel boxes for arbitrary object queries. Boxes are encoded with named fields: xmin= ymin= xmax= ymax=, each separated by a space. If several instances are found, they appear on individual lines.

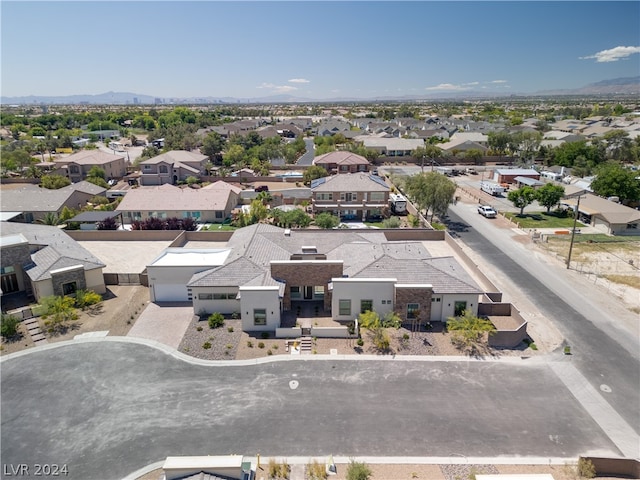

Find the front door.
xmin=303 ymin=286 xmax=313 ymax=300
xmin=1 ymin=273 xmax=19 ymax=294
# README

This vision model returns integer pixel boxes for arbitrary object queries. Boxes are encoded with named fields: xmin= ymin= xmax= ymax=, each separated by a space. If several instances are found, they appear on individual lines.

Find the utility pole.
xmin=566 ymin=194 xmax=583 ymax=269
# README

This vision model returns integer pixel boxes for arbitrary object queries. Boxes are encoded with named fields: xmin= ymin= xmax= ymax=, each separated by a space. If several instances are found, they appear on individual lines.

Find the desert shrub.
xmin=258 ymin=342 xmax=265 ymax=349
xmin=306 ymin=459 xmax=328 ymax=480
xmin=208 ymin=312 xmax=224 ymax=329
xmin=577 ymin=457 xmax=596 ymax=479
xmin=382 ymin=216 xmax=401 ymax=228
xmin=356 ymin=338 xmax=364 ymax=347
xmin=267 ymin=349 xmax=273 ymax=355
xmin=247 ymin=340 xmax=253 ymax=348
xmin=267 ymin=459 xmax=290 ymax=480
xmin=196 ymin=326 xmax=203 ymax=332
xmin=74 ymin=289 xmax=102 ymax=310
xmin=227 ymin=326 xmax=234 ymax=333
xmin=1 ymin=314 xmax=20 ymax=338
xmin=346 ymin=460 xmax=372 ymax=480
xmin=202 ymin=342 xmax=212 ymax=349
xmin=40 ymin=295 xmax=78 ymax=327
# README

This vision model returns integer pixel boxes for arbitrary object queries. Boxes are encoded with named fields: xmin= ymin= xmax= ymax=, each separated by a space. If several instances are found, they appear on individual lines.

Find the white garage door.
xmin=152 ymin=284 xmax=189 ymax=302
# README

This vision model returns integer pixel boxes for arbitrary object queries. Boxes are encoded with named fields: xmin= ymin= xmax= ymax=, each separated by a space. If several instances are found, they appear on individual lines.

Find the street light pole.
xmin=566 ymin=195 xmax=582 ymax=269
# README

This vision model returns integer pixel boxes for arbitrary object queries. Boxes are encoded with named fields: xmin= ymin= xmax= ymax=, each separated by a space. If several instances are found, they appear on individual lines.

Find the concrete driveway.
xmin=127 ymin=302 xmax=194 ymax=349
xmin=0 ymin=341 xmax=624 ymax=480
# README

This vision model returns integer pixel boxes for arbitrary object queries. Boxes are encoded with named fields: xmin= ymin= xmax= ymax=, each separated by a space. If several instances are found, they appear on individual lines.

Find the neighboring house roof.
xmin=313 ymin=151 xmax=370 ymax=166
xmin=116 ymin=182 xmax=240 ymax=212
xmin=0 ymin=181 xmax=106 ymax=213
xmin=140 ymin=150 xmax=208 ymax=165
xmin=361 ymin=137 xmax=424 ymax=151
xmin=495 ymin=168 xmax=540 ymax=176
xmin=450 ymin=132 xmax=488 ymax=143
xmin=310 ymin=172 xmax=389 ymax=192
xmin=514 ymin=176 xmax=544 ymax=187
xmin=438 ymin=138 xmax=488 ymax=152
xmin=564 ymin=194 xmax=640 ymax=224
xmin=0 ymin=223 xmax=105 ymax=281
xmin=56 ymin=150 xmax=125 ymax=165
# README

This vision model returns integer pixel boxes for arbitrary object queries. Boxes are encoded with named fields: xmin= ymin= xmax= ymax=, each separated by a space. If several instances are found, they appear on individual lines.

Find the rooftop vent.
xmin=301 ymin=246 xmax=317 ymax=254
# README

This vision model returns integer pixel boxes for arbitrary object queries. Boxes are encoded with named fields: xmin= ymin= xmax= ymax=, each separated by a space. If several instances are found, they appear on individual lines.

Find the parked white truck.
xmin=480 ymin=181 xmax=506 ymax=196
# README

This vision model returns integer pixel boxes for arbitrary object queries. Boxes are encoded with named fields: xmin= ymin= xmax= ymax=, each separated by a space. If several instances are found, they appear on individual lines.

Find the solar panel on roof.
xmin=310 ymin=177 xmax=326 ymax=188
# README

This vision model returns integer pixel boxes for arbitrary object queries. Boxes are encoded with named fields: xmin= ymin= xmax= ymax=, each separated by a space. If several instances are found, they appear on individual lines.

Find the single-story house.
xmin=184 ymin=224 xmax=484 ymax=332
xmin=115 ymin=181 xmax=241 ymax=224
xmin=0 ymin=223 xmax=106 ymax=301
xmin=0 ymin=181 xmax=107 ymax=223
xmin=53 ymin=150 xmax=126 ymax=182
xmin=563 ymin=193 xmax=640 ymax=235
xmin=358 ymin=137 xmax=425 ymax=157
xmin=494 ymin=168 xmax=540 ymax=184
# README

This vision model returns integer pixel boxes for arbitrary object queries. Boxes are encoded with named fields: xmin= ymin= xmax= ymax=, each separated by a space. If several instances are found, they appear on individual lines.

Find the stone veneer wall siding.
xmin=395 ymin=287 xmax=433 ymax=324
xmin=270 ymin=262 xmax=343 ymax=311
xmin=51 ymin=267 xmax=86 ymax=297
xmin=1 ymin=244 xmax=31 ymax=269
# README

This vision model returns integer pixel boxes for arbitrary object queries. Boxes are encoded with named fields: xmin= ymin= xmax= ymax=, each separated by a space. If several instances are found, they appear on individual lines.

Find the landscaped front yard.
xmin=504 ymin=211 xmax=585 ymax=229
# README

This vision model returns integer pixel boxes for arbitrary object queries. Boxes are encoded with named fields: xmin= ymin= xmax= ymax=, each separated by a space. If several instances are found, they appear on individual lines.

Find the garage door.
xmin=152 ymin=284 xmax=188 ymax=302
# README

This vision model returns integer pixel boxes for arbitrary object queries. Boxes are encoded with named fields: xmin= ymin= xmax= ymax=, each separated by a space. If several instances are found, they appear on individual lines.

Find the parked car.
xmin=255 ymin=185 xmax=269 ymax=192
xmin=477 ymin=205 xmax=497 ymax=218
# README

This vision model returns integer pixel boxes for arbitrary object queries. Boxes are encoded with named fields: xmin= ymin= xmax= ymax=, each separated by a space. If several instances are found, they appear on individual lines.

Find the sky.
xmin=1 ymin=1 xmax=639 ymax=100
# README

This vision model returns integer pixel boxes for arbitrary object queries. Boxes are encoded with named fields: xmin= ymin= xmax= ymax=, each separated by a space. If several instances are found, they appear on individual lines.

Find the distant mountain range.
xmin=2 ymin=77 xmax=638 ymax=105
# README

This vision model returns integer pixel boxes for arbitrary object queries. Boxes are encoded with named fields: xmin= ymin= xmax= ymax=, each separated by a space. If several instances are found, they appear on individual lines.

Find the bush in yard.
xmin=208 ymin=312 xmax=224 ymax=329
xmin=73 ymin=289 xmax=102 ymax=310
xmin=346 ymin=460 xmax=372 ymax=480
xmin=40 ymin=295 xmax=78 ymax=328
xmin=1 ymin=314 xmax=21 ymax=338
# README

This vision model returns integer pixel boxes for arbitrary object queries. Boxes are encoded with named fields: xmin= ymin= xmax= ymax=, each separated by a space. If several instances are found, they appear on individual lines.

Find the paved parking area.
xmin=127 ymin=302 xmax=194 ymax=349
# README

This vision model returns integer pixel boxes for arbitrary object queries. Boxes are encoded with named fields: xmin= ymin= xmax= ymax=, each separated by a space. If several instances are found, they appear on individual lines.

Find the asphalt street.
xmin=445 ymin=202 xmax=640 ymax=436
xmin=0 ymin=341 xmax=621 ymax=480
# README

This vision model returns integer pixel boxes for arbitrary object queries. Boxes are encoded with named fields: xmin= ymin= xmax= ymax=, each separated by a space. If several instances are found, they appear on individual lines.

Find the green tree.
xmin=283 ymin=208 xmax=311 ymax=228
xmin=465 ymin=148 xmax=484 ymax=165
xmin=412 ymin=145 xmax=443 ymax=171
xmin=87 ymin=166 xmax=106 ymax=179
xmin=37 ymin=212 xmax=61 ymax=225
xmin=202 ymin=131 xmax=226 ymax=162
xmin=590 ymin=162 xmax=640 ymax=203
xmin=303 ymin=165 xmax=329 ymax=184
xmin=249 ymin=198 xmax=268 ymax=223
xmin=40 ymin=295 xmax=78 ymax=330
xmin=508 ymin=186 xmax=536 ymax=215
xmin=346 ymin=460 xmax=372 ymax=480
xmin=1 ymin=313 xmax=21 ymax=338
xmin=41 ymin=174 xmax=71 ymax=189
xmin=536 ymin=183 xmax=565 ymax=213
xmin=314 ymin=212 xmax=340 ymax=229
xmin=223 ymin=144 xmax=245 ymax=167
xmin=404 ymin=172 xmax=457 ymax=221
xmin=447 ymin=309 xmax=496 ymax=354
xmin=86 ymin=176 xmax=109 ymax=189
xmin=603 ymin=129 xmax=631 ymax=161
xmin=487 ymin=131 xmax=512 ymax=160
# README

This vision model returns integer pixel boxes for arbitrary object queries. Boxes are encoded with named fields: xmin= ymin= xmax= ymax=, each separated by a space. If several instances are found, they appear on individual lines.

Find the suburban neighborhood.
xmin=1 ymin=97 xmax=639 ymax=480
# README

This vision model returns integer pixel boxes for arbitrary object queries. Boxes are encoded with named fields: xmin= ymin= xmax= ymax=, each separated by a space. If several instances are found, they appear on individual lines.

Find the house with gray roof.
xmin=0 ymin=181 xmax=107 ymax=223
xmin=185 ymin=224 xmax=484 ymax=333
xmin=310 ymin=172 xmax=389 ymax=221
xmin=138 ymin=150 xmax=210 ymax=186
xmin=0 ymin=223 xmax=106 ymax=302
xmin=358 ymin=137 xmax=424 ymax=157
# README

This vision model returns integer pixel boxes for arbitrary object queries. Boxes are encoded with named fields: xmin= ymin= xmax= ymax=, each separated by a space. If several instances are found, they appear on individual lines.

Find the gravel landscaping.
xmin=178 ymin=315 xmax=244 ymax=360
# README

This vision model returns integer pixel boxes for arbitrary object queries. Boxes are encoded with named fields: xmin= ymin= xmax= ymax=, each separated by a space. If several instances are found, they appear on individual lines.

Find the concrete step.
xmin=23 ymin=318 xmax=39 ymax=326
xmin=30 ymin=333 xmax=46 ymax=342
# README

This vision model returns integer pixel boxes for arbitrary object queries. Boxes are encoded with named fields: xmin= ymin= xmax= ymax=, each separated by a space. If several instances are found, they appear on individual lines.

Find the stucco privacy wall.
xmin=270 ymin=260 xmax=343 ymax=311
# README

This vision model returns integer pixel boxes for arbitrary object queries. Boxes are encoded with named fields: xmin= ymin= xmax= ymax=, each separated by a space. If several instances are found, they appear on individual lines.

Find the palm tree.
xmin=37 ymin=212 xmax=61 ymax=226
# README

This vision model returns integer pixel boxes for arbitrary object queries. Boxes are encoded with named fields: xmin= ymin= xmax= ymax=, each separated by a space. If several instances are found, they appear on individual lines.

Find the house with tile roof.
xmin=138 ymin=150 xmax=210 ymax=186
xmin=0 ymin=181 xmax=107 ymax=223
xmin=185 ymin=224 xmax=484 ymax=333
xmin=115 ymin=181 xmax=241 ymax=224
xmin=310 ymin=172 xmax=389 ymax=221
xmin=312 ymin=151 xmax=371 ymax=174
xmin=358 ymin=137 xmax=424 ymax=157
xmin=0 ymin=223 xmax=106 ymax=301
xmin=53 ymin=150 xmax=126 ymax=183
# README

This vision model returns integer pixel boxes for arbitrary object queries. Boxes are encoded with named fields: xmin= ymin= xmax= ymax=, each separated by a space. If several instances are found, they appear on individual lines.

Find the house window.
xmin=314 ymin=286 xmax=324 ymax=298
xmin=199 ymin=293 xmax=213 ymax=300
xmin=339 ymin=299 xmax=351 ymax=316
xmin=627 ymin=223 xmax=638 ymax=229
xmin=143 ymin=165 xmax=152 ymax=171
xmin=431 ymin=297 xmax=441 ymax=302
xmin=317 ymin=193 xmax=333 ymax=201
xmin=407 ymin=303 xmax=420 ymax=319
xmin=360 ymin=299 xmax=373 ymax=314
xmin=132 ymin=211 xmax=142 ymax=221
xmin=159 ymin=165 xmax=168 ymax=173
xmin=254 ymin=309 xmax=267 ymax=326
xmin=62 ymin=281 xmax=77 ymax=296
xmin=215 ymin=211 xmax=223 ymax=219
xmin=340 ymin=165 xmax=348 ymax=172
xmin=370 ymin=192 xmax=385 ymax=202
xmin=454 ymin=301 xmax=467 ymax=317
xmin=0 ymin=266 xmax=15 ymax=275
xmin=290 ymin=286 xmax=301 ymax=299
xmin=341 ymin=192 xmax=358 ymax=202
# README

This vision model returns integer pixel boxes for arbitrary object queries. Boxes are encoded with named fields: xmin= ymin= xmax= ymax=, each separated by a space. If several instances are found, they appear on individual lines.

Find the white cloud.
xmin=490 ymin=80 xmax=508 ymax=84
xmin=288 ymin=78 xmax=310 ymax=84
xmin=580 ymin=46 xmax=640 ymax=63
xmin=425 ymin=83 xmax=468 ymax=91
xmin=257 ymin=82 xmax=298 ymax=93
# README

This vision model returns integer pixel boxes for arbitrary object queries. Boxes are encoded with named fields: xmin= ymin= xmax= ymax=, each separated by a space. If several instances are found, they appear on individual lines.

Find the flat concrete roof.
xmin=76 ymin=240 xmax=174 ymax=274
xmin=149 ymin=248 xmax=230 ymax=267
